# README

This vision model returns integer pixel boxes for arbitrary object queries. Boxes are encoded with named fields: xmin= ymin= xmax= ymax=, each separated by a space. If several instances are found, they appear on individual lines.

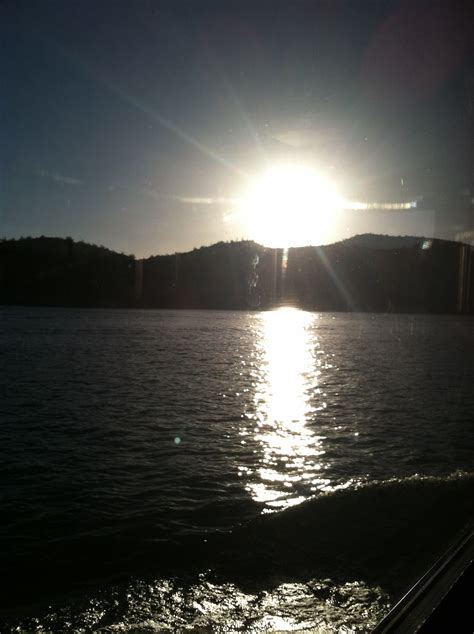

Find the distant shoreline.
xmin=2 ymin=305 xmax=473 ymax=318
xmin=1 ymin=235 xmax=472 ymax=314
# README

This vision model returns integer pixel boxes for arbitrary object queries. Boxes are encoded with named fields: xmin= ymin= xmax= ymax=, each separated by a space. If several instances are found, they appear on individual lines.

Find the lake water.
xmin=1 ymin=307 xmax=473 ymax=631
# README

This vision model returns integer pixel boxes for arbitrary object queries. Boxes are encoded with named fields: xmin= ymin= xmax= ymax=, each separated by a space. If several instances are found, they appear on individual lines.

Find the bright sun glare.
xmin=238 ymin=165 xmax=342 ymax=248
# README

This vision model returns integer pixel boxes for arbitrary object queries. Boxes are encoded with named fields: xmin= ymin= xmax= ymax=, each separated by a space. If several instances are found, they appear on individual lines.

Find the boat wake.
xmin=3 ymin=472 xmax=473 ymax=632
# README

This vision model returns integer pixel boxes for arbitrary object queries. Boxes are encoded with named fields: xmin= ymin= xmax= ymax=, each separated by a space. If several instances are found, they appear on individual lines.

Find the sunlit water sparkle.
xmin=241 ymin=309 xmax=333 ymax=509
xmin=1 ymin=307 xmax=473 ymax=631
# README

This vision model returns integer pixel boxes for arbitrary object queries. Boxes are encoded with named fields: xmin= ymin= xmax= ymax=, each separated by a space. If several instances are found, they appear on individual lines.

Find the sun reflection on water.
xmin=241 ymin=308 xmax=332 ymax=510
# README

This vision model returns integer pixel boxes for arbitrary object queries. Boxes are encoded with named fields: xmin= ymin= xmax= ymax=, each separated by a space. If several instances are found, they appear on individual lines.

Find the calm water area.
xmin=1 ymin=307 xmax=473 ymax=631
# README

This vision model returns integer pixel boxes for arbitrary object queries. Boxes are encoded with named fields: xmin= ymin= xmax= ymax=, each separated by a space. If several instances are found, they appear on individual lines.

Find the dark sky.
xmin=2 ymin=0 xmax=473 ymax=255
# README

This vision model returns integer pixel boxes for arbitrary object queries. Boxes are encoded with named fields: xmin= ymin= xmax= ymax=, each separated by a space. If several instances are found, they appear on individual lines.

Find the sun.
xmin=237 ymin=164 xmax=342 ymax=248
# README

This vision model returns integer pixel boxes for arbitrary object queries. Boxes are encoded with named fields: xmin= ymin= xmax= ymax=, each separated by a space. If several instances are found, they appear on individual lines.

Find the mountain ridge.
xmin=0 ymin=235 xmax=472 ymax=313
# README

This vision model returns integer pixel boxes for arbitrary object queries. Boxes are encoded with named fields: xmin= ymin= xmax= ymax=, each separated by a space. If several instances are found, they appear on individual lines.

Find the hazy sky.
xmin=2 ymin=0 xmax=473 ymax=256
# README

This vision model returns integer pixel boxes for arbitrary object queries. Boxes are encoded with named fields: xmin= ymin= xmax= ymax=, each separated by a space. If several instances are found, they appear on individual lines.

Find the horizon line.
xmin=2 ymin=231 xmax=463 ymax=260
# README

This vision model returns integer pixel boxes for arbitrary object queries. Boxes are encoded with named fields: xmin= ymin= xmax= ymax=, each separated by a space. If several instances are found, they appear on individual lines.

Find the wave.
xmin=2 ymin=473 xmax=472 ymax=631
xmin=71 ymin=472 xmax=471 ymax=600
xmin=189 ymin=471 xmax=474 ymax=596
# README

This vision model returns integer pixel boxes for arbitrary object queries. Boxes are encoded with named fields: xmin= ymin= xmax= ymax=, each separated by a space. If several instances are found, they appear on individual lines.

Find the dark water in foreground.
xmin=1 ymin=308 xmax=473 ymax=631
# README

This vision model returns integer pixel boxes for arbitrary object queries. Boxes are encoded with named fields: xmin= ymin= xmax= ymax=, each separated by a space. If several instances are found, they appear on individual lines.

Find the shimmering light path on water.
xmin=240 ymin=309 xmax=331 ymax=508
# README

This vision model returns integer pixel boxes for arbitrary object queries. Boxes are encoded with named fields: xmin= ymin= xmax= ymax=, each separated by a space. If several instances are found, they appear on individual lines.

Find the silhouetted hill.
xmin=0 ymin=235 xmax=472 ymax=313
xmin=0 ymin=237 xmax=135 ymax=307
xmin=340 ymin=234 xmax=429 ymax=249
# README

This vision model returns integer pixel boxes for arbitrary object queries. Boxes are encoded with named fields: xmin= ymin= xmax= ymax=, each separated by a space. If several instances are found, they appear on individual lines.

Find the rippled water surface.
xmin=1 ymin=308 xmax=473 ymax=630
